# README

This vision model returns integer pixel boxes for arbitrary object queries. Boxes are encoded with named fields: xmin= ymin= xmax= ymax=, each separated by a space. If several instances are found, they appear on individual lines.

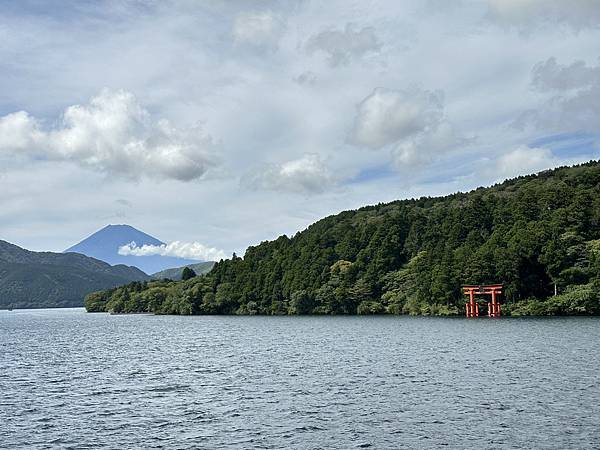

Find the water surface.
xmin=1 ymin=309 xmax=599 ymax=448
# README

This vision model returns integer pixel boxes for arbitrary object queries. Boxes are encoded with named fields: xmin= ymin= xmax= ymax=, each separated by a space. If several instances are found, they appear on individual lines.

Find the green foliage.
xmin=85 ymin=161 xmax=600 ymax=316
xmin=288 ymin=290 xmax=313 ymax=314
xmin=509 ymin=281 xmax=600 ymax=316
xmin=357 ymin=301 xmax=385 ymax=315
xmin=84 ymin=291 xmax=110 ymax=312
xmin=181 ymin=267 xmax=197 ymax=281
xmin=0 ymin=241 xmax=149 ymax=310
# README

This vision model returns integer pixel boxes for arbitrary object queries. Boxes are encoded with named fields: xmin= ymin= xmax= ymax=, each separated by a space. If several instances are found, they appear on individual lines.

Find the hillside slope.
xmin=0 ymin=240 xmax=150 ymax=309
xmin=152 ymin=262 xmax=216 ymax=280
xmin=86 ymin=161 xmax=600 ymax=316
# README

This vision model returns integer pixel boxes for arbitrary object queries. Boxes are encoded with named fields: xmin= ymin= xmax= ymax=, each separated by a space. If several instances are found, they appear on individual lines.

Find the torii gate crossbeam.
xmin=462 ymin=284 xmax=503 ymax=318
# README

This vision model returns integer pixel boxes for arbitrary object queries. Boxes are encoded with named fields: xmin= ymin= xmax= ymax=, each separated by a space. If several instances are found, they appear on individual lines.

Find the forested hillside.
xmin=151 ymin=262 xmax=215 ymax=280
xmin=86 ymin=161 xmax=600 ymax=316
xmin=0 ymin=240 xmax=150 ymax=309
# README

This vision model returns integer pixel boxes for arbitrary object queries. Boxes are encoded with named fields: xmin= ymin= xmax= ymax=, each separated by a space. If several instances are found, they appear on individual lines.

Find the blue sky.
xmin=0 ymin=0 xmax=599 ymax=257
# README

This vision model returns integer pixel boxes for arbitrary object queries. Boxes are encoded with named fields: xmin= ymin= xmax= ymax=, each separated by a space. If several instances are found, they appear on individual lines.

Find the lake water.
xmin=1 ymin=309 xmax=599 ymax=449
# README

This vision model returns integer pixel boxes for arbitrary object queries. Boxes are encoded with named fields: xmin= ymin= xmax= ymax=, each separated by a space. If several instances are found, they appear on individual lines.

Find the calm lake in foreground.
xmin=1 ymin=308 xmax=599 ymax=449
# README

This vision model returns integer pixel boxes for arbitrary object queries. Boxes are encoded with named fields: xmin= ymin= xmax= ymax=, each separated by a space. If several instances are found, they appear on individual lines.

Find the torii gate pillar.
xmin=462 ymin=284 xmax=503 ymax=318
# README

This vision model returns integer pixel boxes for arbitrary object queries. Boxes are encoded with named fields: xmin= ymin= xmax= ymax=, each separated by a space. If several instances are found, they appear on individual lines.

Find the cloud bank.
xmin=531 ymin=57 xmax=600 ymax=92
xmin=233 ymin=10 xmax=284 ymax=50
xmin=0 ymin=89 xmax=218 ymax=181
xmin=517 ymin=57 xmax=600 ymax=132
xmin=494 ymin=146 xmax=559 ymax=179
xmin=242 ymin=154 xmax=336 ymax=195
xmin=486 ymin=0 xmax=600 ymax=31
xmin=118 ymin=241 xmax=227 ymax=261
xmin=351 ymin=87 xmax=463 ymax=167
xmin=306 ymin=23 xmax=381 ymax=66
xmin=1 ymin=0 xmax=599 ymax=256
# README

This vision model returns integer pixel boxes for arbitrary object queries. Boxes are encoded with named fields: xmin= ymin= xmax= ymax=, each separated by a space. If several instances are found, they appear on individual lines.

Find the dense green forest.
xmin=86 ymin=161 xmax=600 ymax=316
xmin=0 ymin=240 xmax=149 ymax=309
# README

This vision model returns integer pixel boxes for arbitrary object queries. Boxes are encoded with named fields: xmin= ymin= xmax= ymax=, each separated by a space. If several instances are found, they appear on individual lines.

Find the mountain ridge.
xmin=66 ymin=224 xmax=201 ymax=274
xmin=0 ymin=239 xmax=150 ymax=309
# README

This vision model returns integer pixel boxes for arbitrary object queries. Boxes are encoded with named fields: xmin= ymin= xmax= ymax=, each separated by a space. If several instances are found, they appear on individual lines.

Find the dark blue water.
xmin=1 ymin=309 xmax=599 ymax=449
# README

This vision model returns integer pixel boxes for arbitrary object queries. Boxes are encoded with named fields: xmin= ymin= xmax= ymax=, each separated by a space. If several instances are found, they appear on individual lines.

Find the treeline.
xmin=86 ymin=161 xmax=600 ymax=316
xmin=0 ymin=240 xmax=149 ymax=310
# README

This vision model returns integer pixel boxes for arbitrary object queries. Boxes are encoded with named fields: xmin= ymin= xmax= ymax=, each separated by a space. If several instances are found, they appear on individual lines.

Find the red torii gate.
xmin=462 ymin=284 xmax=503 ymax=318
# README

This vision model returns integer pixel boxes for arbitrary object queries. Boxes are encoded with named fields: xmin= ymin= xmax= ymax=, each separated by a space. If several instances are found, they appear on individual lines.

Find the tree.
xmin=86 ymin=162 xmax=600 ymax=317
xmin=347 ymin=278 xmax=373 ymax=311
xmin=181 ymin=267 xmax=197 ymax=280
xmin=289 ymin=290 xmax=314 ymax=314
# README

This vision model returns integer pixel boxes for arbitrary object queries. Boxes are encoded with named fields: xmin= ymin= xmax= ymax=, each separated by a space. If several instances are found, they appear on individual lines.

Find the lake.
xmin=1 ymin=309 xmax=599 ymax=449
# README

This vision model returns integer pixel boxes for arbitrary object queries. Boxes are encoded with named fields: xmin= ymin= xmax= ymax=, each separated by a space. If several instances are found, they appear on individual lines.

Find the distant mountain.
xmin=152 ymin=262 xmax=216 ymax=280
xmin=0 ymin=240 xmax=149 ymax=309
xmin=65 ymin=224 xmax=200 ymax=274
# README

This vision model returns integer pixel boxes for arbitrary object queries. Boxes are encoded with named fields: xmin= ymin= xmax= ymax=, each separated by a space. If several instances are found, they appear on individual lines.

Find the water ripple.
xmin=1 ymin=310 xmax=600 ymax=448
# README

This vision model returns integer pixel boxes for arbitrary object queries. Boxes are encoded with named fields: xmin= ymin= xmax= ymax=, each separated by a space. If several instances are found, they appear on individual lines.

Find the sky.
xmin=0 ymin=0 xmax=599 ymax=258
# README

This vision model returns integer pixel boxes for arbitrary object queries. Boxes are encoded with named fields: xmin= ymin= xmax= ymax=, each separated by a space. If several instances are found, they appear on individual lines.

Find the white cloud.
xmin=517 ymin=57 xmax=600 ymax=132
xmin=351 ymin=87 xmax=463 ymax=167
xmin=306 ymin=23 xmax=381 ymax=66
xmin=118 ymin=241 xmax=227 ymax=261
xmin=0 ymin=111 xmax=38 ymax=150
xmin=351 ymin=87 xmax=444 ymax=149
xmin=391 ymin=122 xmax=465 ymax=167
xmin=0 ymin=89 xmax=218 ymax=181
xmin=494 ymin=146 xmax=558 ymax=179
xmin=532 ymin=57 xmax=600 ymax=91
xmin=242 ymin=154 xmax=337 ymax=194
xmin=2 ymin=0 xmax=599 ymax=256
xmin=115 ymin=198 xmax=132 ymax=208
xmin=232 ymin=11 xmax=284 ymax=49
xmin=293 ymin=71 xmax=317 ymax=86
xmin=486 ymin=0 xmax=600 ymax=31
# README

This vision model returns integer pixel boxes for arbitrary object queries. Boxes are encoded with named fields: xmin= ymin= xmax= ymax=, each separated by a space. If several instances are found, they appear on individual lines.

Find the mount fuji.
xmin=65 ymin=224 xmax=201 ymax=275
